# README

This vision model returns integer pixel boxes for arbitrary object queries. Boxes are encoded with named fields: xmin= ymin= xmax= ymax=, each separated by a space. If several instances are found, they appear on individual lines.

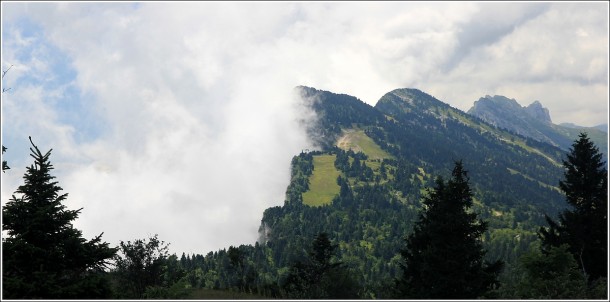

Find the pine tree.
xmin=281 ymin=232 xmax=359 ymax=299
xmin=396 ymin=161 xmax=503 ymax=299
xmin=539 ymin=132 xmax=608 ymax=283
xmin=2 ymin=138 xmax=117 ymax=299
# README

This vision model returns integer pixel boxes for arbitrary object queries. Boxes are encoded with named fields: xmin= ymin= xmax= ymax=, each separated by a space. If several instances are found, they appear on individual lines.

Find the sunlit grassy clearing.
xmin=302 ymin=155 xmax=341 ymax=207
xmin=336 ymin=129 xmax=392 ymax=160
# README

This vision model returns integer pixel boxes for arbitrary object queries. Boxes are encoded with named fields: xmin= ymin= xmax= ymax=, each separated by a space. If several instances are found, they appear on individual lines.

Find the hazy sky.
xmin=1 ymin=1 xmax=608 ymax=255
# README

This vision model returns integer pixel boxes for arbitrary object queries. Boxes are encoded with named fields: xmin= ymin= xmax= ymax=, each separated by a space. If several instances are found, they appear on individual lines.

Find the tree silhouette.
xmin=282 ymin=232 xmax=359 ymax=299
xmin=539 ymin=133 xmax=607 ymax=283
xmin=112 ymin=234 xmax=170 ymax=298
xmin=397 ymin=161 xmax=503 ymax=299
xmin=2 ymin=138 xmax=117 ymax=298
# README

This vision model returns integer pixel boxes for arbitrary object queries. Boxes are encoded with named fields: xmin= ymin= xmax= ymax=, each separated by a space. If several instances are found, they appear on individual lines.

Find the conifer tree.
xmin=539 ymin=133 xmax=607 ymax=283
xmin=2 ymin=138 xmax=117 ymax=298
xmin=396 ymin=161 xmax=503 ymax=299
xmin=281 ymin=232 xmax=359 ymax=299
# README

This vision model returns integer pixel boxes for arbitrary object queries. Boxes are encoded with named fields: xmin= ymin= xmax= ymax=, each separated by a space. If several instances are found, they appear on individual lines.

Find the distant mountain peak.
xmin=469 ymin=95 xmax=552 ymax=124
xmin=381 ymin=88 xmax=453 ymax=113
xmin=468 ymin=95 xmax=607 ymax=158
xmin=525 ymin=100 xmax=552 ymax=123
xmin=480 ymin=95 xmax=520 ymax=107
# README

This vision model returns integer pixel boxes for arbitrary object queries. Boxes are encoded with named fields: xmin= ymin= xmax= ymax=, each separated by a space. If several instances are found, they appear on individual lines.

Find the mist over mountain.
xmin=144 ymin=85 xmax=605 ymax=299
xmin=7 ymin=84 xmax=603 ymax=299
xmin=247 ymin=85 xmax=584 ymax=297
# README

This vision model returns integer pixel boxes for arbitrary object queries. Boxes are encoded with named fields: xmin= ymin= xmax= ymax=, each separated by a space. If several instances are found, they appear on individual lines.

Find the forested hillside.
xmin=2 ymin=86 xmax=606 ymax=299
xmin=254 ymin=86 xmax=574 ymax=297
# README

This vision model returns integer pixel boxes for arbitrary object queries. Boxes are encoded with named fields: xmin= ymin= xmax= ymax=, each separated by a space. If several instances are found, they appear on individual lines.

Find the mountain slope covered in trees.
xmin=254 ymin=86 xmax=577 ymax=297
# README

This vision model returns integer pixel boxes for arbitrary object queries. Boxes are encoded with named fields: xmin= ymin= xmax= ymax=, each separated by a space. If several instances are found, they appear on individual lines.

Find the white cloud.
xmin=424 ymin=2 xmax=608 ymax=125
xmin=2 ymin=1 xmax=608 ymax=255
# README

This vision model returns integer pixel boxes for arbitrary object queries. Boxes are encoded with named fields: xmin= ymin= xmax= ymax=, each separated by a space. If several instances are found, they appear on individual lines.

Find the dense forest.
xmin=1 ymin=87 xmax=607 ymax=299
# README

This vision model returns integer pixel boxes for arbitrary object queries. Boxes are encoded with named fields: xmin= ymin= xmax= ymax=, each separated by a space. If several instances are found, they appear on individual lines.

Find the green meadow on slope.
xmin=303 ymin=130 xmax=394 ymax=207
xmin=336 ymin=129 xmax=393 ymax=160
xmin=302 ymin=154 xmax=341 ymax=206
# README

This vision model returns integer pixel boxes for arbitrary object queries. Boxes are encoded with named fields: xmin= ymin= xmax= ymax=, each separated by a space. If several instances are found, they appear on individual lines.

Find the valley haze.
xmin=1 ymin=1 xmax=608 ymax=255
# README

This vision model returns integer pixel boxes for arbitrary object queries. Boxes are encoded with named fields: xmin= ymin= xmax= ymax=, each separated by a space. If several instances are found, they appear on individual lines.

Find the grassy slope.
xmin=302 ymin=154 xmax=341 ymax=206
xmin=303 ymin=131 xmax=395 ymax=207
xmin=336 ymin=129 xmax=392 ymax=160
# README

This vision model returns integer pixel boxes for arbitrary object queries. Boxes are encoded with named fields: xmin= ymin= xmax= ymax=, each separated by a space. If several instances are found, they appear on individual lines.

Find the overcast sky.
xmin=1 ymin=2 xmax=608 ymax=255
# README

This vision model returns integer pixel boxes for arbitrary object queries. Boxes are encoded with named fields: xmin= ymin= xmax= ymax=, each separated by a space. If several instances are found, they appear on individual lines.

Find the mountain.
xmin=171 ymin=86 xmax=606 ymax=298
xmin=594 ymin=124 xmax=607 ymax=133
xmin=560 ymin=122 xmax=608 ymax=133
xmin=256 ymin=86 xmax=573 ymax=297
xmin=468 ymin=95 xmax=607 ymax=158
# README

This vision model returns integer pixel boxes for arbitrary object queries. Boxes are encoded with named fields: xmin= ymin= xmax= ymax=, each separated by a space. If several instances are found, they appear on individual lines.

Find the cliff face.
xmin=468 ymin=95 xmax=607 ymax=158
xmin=468 ymin=95 xmax=553 ymax=143
xmin=525 ymin=101 xmax=552 ymax=123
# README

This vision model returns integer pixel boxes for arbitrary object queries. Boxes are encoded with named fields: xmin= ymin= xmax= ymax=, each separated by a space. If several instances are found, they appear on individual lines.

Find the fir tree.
xmin=396 ymin=161 xmax=503 ymax=299
xmin=539 ymin=132 xmax=608 ymax=283
xmin=2 ymin=138 xmax=117 ymax=298
xmin=281 ymin=232 xmax=359 ymax=299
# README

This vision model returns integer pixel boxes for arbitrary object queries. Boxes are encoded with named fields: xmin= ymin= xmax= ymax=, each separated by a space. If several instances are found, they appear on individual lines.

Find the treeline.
xmin=1 ymin=133 xmax=606 ymax=299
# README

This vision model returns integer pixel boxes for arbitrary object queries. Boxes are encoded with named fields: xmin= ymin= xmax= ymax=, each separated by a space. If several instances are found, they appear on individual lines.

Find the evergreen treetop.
xmin=2 ymin=138 xmax=117 ymax=299
xmin=539 ymin=132 xmax=608 ymax=283
xmin=397 ymin=161 xmax=503 ymax=299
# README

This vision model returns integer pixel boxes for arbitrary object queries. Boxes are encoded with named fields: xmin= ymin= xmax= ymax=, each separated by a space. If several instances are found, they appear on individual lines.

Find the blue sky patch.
xmin=2 ymin=15 xmax=107 ymax=147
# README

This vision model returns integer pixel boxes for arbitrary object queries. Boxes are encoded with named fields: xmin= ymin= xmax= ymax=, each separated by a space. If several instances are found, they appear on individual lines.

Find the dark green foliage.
xmin=283 ymin=152 xmax=315 ymax=207
xmin=539 ymin=133 xmax=608 ymax=283
xmin=374 ymin=89 xmax=566 ymax=219
xmin=175 ymin=244 xmax=281 ymax=297
xmin=250 ymin=87 xmax=572 ymax=298
xmin=396 ymin=162 xmax=503 ymax=299
xmin=260 ymin=159 xmax=417 ymax=297
xmin=140 ymin=252 xmax=191 ymax=300
xmin=334 ymin=148 xmax=375 ymax=181
xmin=2 ymin=138 xmax=117 ymax=299
xmin=298 ymin=86 xmax=387 ymax=148
xmin=225 ymin=245 xmax=258 ymax=292
xmin=112 ymin=234 xmax=171 ymax=298
xmin=498 ymin=245 xmax=588 ymax=299
xmin=281 ymin=232 xmax=359 ymax=299
xmin=175 ymin=87 xmax=585 ymax=299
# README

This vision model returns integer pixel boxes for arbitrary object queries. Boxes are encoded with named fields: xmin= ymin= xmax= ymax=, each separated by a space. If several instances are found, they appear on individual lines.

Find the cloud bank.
xmin=2 ymin=2 xmax=608 ymax=254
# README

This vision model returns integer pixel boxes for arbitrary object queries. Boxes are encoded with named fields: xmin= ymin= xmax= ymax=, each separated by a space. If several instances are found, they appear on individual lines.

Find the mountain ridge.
xmin=149 ymin=85 xmax=605 ymax=299
xmin=467 ymin=95 xmax=607 ymax=158
xmin=255 ymin=85 xmax=576 ymax=297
